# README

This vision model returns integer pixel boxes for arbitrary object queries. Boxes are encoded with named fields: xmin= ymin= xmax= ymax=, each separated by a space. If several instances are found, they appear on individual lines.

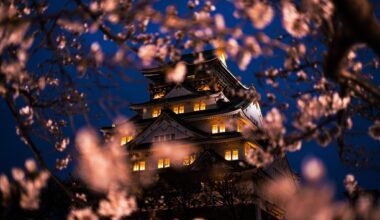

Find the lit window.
xmin=198 ymin=85 xmax=210 ymax=91
xmin=245 ymin=142 xmax=258 ymax=156
xmin=133 ymin=161 xmax=145 ymax=171
xmin=219 ymin=124 xmax=225 ymax=133
xmin=173 ymin=104 xmax=185 ymax=114
xmin=127 ymin=135 xmax=134 ymax=142
xmin=194 ymin=101 xmax=206 ymax=111
xmin=225 ymin=149 xmax=239 ymax=161
xmin=152 ymin=108 xmax=161 ymax=117
xmin=212 ymin=124 xmax=218 ymax=134
xmin=179 ymin=104 xmax=184 ymax=114
xmin=158 ymin=158 xmax=170 ymax=169
xmin=232 ymin=149 xmax=239 ymax=160
xmin=225 ymin=150 xmax=231 ymax=161
xmin=211 ymin=123 xmax=226 ymax=134
xmin=236 ymin=122 xmax=242 ymax=132
xmin=200 ymin=101 xmax=206 ymax=110
xmin=183 ymin=154 xmax=196 ymax=165
xmin=120 ymin=135 xmax=134 ymax=145
xmin=173 ymin=105 xmax=179 ymax=114
xmin=121 ymin=137 xmax=127 ymax=145
xmin=194 ymin=103 xmax=200 ymax=111
xmin=153 ymin=92 xmax=165 ymax=99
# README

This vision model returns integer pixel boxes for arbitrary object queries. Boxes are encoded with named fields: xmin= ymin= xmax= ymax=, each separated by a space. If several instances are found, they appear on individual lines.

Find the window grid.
xmin=211 ymin=123 xmax=226 ymax=134
xmin=133 ymin=161 xmax=145 ymax=171
xmin=158 ymin=158 xmax=170 ymax=169
xmin=194 ymin=101 xmax=206 ymax=111
xmin=173 ymin=104 xmax=185 ymax=114
xmin=225 ymin=149 xmax=239 ymax=161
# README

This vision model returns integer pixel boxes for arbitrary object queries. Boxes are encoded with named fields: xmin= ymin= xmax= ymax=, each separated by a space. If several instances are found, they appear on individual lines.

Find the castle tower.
xmin=101 ymin=50 xmax=293 ymax=219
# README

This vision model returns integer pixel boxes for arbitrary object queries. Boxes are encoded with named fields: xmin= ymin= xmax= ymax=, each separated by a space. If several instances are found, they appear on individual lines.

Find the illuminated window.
xmin=211 ymin=123 xmax=226 ymax=134
xmin=198 ymin=84 xmax=211 ymax=91
xmin=183 ymin=154 xmax=196 ymax=165
xmin=152 ymin=107 xmax=161 ymax=117
xmin=232 ymin=149 xmax=239 ymax=160
xmin=237 ymin=123 xmax=241 ymax=132
xmin=200 ymin=101 xmax=206 ymax=110
xmin=173 ymin=104 xmax=185 ymax=114
xmin=120 ymin=135 xmax=134 ymax=145
xmin=179 ymin=104 xmax=185 ymax=114
xmin=219 ymin=124 xmax=225 ymax=133
xmin=127 ymin=135 xmax=134 ymax=142
xmin=245 ymin=142 xmax=258 ymax=156
xmin=194 ymin=103 xmax=200 ymax=111
xmin=153 ymin=92 xmax=165 ymax=99
xmin=225 ymin=149 xmax=239 ymax=161
xmin=121 ymin=137 xmax=127 ymax=145
xmin=194 ymin=101 xmax=206 ymax=111
xmin=158 ymin=158 xmax=170 ymax=169
xmin=212 ymin=124 xmax=218 ymax=134
xmin=133 ymin=161 xmax=145 ymax=171
xmin=173 ymin=105 xmax=179 ymax=114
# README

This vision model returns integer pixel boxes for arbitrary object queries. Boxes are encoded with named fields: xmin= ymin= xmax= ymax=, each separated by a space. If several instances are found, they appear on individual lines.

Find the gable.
xmin=165 ymin=85 xmax=193 ymax=98
xmin=134 ymin=112 xmax=205 ymax=144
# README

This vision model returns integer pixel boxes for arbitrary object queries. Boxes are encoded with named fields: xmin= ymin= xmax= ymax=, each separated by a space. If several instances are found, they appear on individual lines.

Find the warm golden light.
xmin=152 ymin=107 xmax=161 ymax=117
xmin=158 ymin=158 xmax=170 ymax=169
xmin=127 ymin=135 xmax=133 ymax=142
xmin=225 ymin=149 xmax=239 ymax=161
xmin=198 ymin=85 xmax=211 ymax=91
xmin=212 ymin=124 xmax=218 ymax=134
xmin=157 ymin=159 xmax=163 ymax=168
xmin=179 ymin=104 xmax=184 ymax=113
xmin=211 ymin=123 xmax=226 ymax=134
xmin=232 ymin=149 xmax=239 ymax=160
xmin=121 ymin=135 xmax=134 ymax=145
xmin=237 ymin=122 xmax=242 ymax=132
xmin=139 ymin=161 xmax=145 ymax=170
xmin=173 ymin=106 xmax=179 ymax=114
xmin=194 ymin=103 xmax=200 ymax=111
xmin=200 ymin=100 xmax=206 ymax=110
xmin=133 ymin=161 xmax=145 ymax=171
xmin=153 ymin=92 xmax=165 ymax=99
xmin=173 ymin=104 xmax=184 ymax=114
xmin=245 ymin=142 xmax=258 ymax=156
xmin=219 ymin=123 xmax=225 ymax=133
xmin=121 ymin=137 xmax=127 ymax=146
xmin=225 ymin=150 xmax=232 ymax=161
xmin=183 ymin=154 xmax=196 ymax=165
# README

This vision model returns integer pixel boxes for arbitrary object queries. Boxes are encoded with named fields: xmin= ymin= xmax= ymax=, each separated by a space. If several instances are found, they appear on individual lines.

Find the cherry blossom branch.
xmin=3 ymin=95 xmax=78 ymax=204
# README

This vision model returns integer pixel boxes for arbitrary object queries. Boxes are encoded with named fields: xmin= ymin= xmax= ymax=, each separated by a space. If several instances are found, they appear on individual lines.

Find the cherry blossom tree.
xmin=1 ymin=0 xmax=380 ymax=219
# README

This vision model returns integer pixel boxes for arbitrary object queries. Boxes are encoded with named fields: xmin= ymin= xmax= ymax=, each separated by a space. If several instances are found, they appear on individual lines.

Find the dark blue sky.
xmin=1 ymin=0 xmax=379 ymax=198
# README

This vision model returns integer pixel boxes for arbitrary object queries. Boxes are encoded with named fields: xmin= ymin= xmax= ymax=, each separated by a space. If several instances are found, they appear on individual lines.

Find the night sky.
xmin=1 ymin=0 xmax=380 ymax=199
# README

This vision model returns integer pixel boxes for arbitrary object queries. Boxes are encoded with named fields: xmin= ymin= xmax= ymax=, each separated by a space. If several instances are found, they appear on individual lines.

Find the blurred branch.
xmin=2 ymin=95 xmax=79 ymax=204
xmin=325 ymin=0 xmax=380 ymax=104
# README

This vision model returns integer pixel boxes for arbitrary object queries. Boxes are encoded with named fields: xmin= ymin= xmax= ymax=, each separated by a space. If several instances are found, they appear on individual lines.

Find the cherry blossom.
xmin=247 ymin=1 xmax=274 ymax=29
xmin=282 ymin=0 xmax=310 ymax=38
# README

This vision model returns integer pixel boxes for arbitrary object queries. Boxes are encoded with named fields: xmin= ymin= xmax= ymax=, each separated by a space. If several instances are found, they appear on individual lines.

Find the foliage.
xmin=1 ymin=0 xmax=380 ymax=219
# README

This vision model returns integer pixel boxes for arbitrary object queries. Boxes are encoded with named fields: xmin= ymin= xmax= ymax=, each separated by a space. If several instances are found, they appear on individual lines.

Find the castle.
xmin=101 ymin=50 xmax=294 ymax=219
